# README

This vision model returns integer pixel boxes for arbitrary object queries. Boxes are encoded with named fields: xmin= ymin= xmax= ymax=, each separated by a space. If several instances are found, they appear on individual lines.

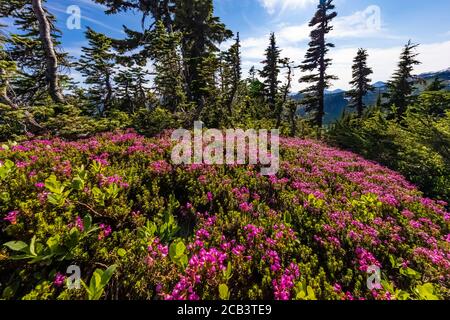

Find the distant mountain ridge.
xmin=293 ymin=68 xmax=450 ymax=124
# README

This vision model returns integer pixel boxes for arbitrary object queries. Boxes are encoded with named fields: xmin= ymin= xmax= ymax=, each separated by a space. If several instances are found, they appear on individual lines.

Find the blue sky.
xmin=3 ymin=0 xmax=450 ymax=90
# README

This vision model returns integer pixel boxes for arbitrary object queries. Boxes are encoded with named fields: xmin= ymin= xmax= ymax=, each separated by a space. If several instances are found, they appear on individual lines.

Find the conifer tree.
xmin=174 ymin=0 xmax=232 ymax=113
xmin=386 ymin=40 xmax=421 ymax=119
xmin=346 ymin=48 xmax=374 ymax=118
xmin=76 ymin=27 xmax=115 ymax=115
xmin=300 ymin=0 xmax=337 ymax=128
xmin=259 ymin=33 xmax=281 ymax=116
xmin=219 ymin=32 xmax=241 ymax=114
xmin=115 ymin=65 xmax=150 ymax=113
xmin=150 ymin=20 xmax=186 ymax=112
xmin=6 ymin=1 xmax=69 ymax=105
xmin=0 ymin=24 xmax=17 ymax=108
xmin=426 ymin=77 xmax=446 ymax=91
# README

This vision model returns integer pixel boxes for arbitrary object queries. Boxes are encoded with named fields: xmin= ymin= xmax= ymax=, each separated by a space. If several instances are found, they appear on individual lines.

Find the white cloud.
xmin=258 ymin=0 xmax=316 ymax=15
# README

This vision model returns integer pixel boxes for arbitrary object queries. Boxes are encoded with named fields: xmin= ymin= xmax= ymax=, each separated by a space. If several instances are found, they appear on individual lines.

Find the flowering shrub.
xmin=0 ymin=130 xmax=449 ymax=300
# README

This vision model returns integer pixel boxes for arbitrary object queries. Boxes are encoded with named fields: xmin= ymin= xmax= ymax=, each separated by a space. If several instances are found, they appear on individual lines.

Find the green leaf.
xmin=219 ymin=284 xmax=229 ymax=300
xmin=83 ymin=214 xmax=92 ymax=231
xmin=29 ymin=236 xmax=37 ymax=256
xmin=175 ymin=241 xmax=186 ymax=257
xmin=415 ymin=283 xmax=439 ymax=300
xmin=169 ymin=242 xmax=177 ymax=260
xmin=3 ymin=241 xmax=28 ymax=252
xmin=117 ymin=248 xmax=126 ymax=257
xmin=100 ymin=265 xmax=117 ymax=287
xmin=71 ymin=177 xmax=85 ymax=191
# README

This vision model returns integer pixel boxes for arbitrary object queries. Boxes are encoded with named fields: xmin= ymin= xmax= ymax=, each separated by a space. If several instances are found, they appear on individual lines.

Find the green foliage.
xmin=76 ymin=27 xmax=115 ymax=115
xmin=81 ymin=265 xmax=117 ymax=300
xmin=132 ymin=107 xmax=178 ymax=137
xmin=385 ymin=40 xmax=421 ymax=119
xmin=327 ymin=91 xmax=450 ymax=201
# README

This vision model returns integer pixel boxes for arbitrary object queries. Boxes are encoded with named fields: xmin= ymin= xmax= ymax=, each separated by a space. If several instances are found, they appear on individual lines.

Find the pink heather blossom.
xmin=243 ymin=224 xmax=264 ymax=242
xmin=239 ymin=202 xmax=253 ymax=213
xmin=355 ymin=247 xmax=381 ymax=272
xmin=35 ymin=182 xmax=45 ymax=189
xmin=273 ymin=263 xmax=300 ymax=300
xmin=149 ymin=160 xmax=171 ymax=174
xmin=90 ymin=153 xmax=110 ymax=166
xmin=165 ymin=248 xmax=227 ymax=300
xmin=98 ymin=224 xmax=112 ymax=240
xmin=4 ymin=211 xmax=20 ymax=225
xmin=207 ymin=192 xmax=213 ymax=202
xmin=75 ymin=216 xmax=84 ymax=231
xmin=99 ymin=174 xmax=129 ymax=188
xmin=53 ymin=272 xmax=66 ymax=287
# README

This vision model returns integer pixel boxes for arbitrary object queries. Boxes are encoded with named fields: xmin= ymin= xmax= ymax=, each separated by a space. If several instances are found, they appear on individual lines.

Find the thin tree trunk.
xmin=0 ymin=68 xmax=17 ymax=108
xmin=31 ymin=0 xmax=65 ymax=104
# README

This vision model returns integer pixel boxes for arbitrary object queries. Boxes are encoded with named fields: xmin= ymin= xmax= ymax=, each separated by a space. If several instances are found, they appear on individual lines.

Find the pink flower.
xmin=54 ymin=272 xmax=66 ymax=287
xmin=35 ymin=182 xmax=45 ymax=189
xmin=98 ymin=224 xmax=112 ymax=240
xmin=239 ymin=202 xmax=253 ymax=213
xmin=207 ymin=192 xmax=213 ymax=202
xmin=75 ymin=216 xmax=84 ymax=231
xmin=4 ymin=211 xmax=20 ymax=225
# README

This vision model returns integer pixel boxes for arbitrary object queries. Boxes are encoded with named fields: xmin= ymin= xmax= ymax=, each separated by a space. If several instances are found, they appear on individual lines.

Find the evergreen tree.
xmin=219 ymin=32 xmax=241 ymax=114
xmin=300 ymin=0 xmax=337 ymax=128
xmin=426 ymin=77 xmax=446 ymax=91
xmin=6 ymin=1 xmax=69 ymax=105
xmin=174 ymin=0 xmax=232 ymax=113
xmin=386 ymin=40 xmax=421 ymax=119
xmin=76 ymin=27 xmax=115 ymax=115
xmin=376 ymin=88 xmax=382 ymax=108
xmin=346 ymin=48 xmax=374 ymax=118
xmin=0 ymin=24 xmax=17 ymax=108
xmin=248 ymin=66 xmax=256 ymax=81
xmin=259 ymin=33 xmax=281 ymax=117
xmin=115 ymin=65 xmax=150 ymax=113
xmin=150 ymin=20 xmax=186 ymax=112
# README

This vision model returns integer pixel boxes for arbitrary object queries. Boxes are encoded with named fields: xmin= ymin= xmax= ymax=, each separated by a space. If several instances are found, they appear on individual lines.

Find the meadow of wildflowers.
xmin=0 ymin=130 xmax=448 ymax=300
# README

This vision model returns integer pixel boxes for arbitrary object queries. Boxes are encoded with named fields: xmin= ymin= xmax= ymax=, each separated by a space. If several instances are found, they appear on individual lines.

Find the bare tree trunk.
xmin=31 ymin=0 xmax=65 ymax=104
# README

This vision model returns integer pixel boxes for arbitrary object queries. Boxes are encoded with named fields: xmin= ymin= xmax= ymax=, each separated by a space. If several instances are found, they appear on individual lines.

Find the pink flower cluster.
xmin=4 ymin=210 xmax=20 ymax=225
xmin=98 ymin=224 xmax=112 ymax=240
xmin=147 ymin=238 xmax=169 ymax=267
xmin=272 ymin=263 xmax=300 ymax=300
xmin=165 ymin=248 xmax=227 ymax=300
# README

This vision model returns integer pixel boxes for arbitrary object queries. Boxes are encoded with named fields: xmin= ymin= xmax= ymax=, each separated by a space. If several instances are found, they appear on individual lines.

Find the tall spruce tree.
xmin=174 ymin=0 xmax=232 ymax=113
xmin=115 ymin=65 xmax=150 ymax=113
xmin=219 ymin=32 xmax=241 ymax=114
xmin=150 ymin=20 xmax=186 ymax=112
xmin=386 ymin=40 xmax=421 ymax=119
xmin=259 ymin=33 xmax=281 ymax=117
xmin=76 ymin=27 xmax=115 ymax=115
xmin=300 ymin=0 xmax=337 ymax=128
xmin=346 ymin=48 xmax=374 ymax=118
xmin=6 ymin=0 xmax=69 ymax=105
